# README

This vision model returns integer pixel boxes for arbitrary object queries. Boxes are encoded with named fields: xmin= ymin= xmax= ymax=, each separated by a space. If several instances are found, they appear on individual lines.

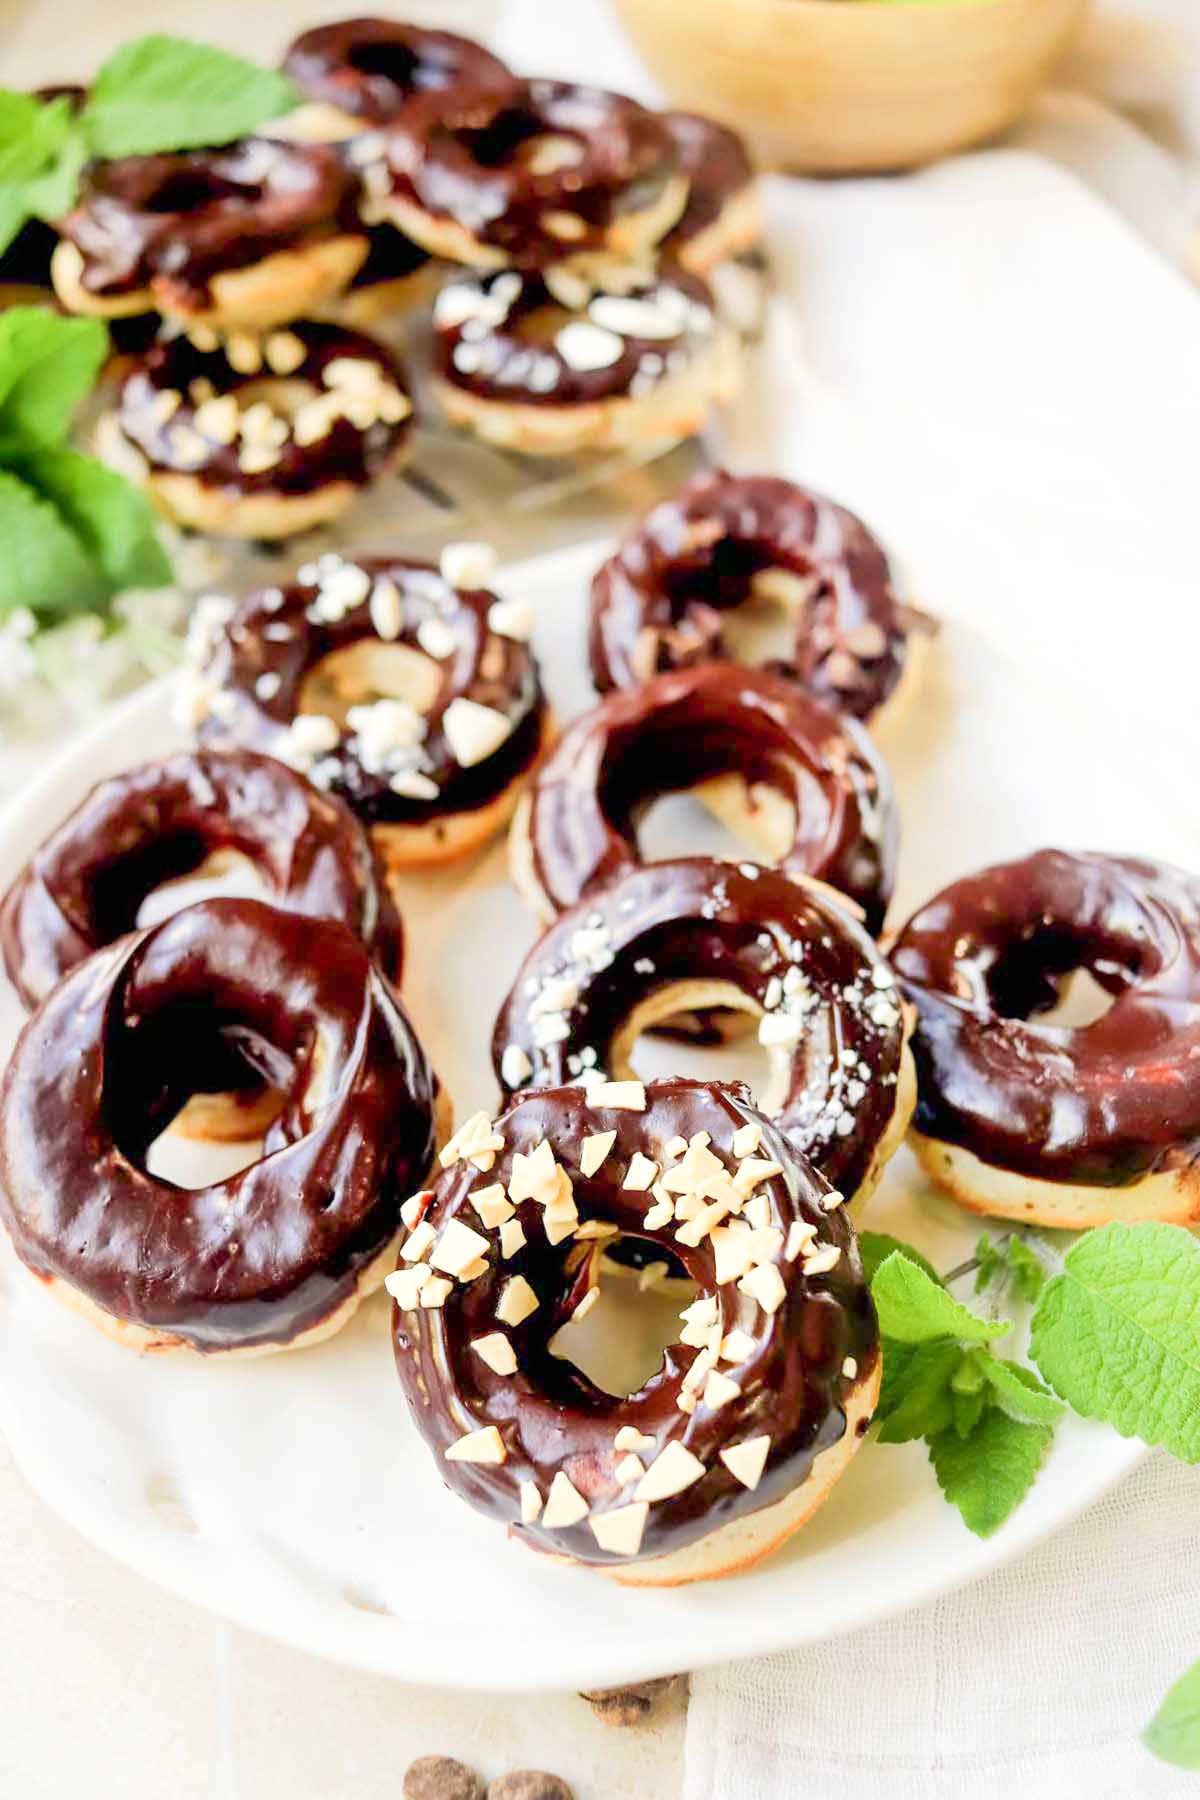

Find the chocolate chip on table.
xmin=579 ymin=1675 xmax=687 ymax=1726
xmin=403 ymin=1754 xmax=484 ymax=1800
xmin=486 ymin=1774 xmax=574 ymax=1800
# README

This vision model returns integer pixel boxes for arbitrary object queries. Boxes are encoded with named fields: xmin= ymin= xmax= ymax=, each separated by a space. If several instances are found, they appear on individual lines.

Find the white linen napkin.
xmin=490 ymin=4 xmax=1200 ymax=1795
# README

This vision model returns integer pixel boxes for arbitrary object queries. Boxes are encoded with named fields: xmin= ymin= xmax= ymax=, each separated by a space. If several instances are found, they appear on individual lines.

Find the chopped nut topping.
xmin=614 ymin=1426 xmax=656 ymax=1456
xmin=635 ymin=1441 xmax=706 ymax=1503
xmin=738 ymin=1261 xmax=786 ymax=1314
xmin=501 ymin=1044 xmax=533 ymax=1089
xmin=265 ymin=330 xmax=306 ymax=375
xmin=419 ymin=1274 xmax=453 ymax=1308
xmin=622 ymin=1152 xmax=658 ymax=1192
xmin=821 ymin=1189 xmax=847 ymax=1212
xmin=541 ymin=1470 xmax=589 ymax=1529
xmin=431 ymin=1218 xmax=490 ymax=1279
xmin=712 ymin=1225 xmax=757 ymax=1286
xmin=499 ymin=1219 xmax=527 ymax=1260
xmin=227 ymin=332 xmax=263 ymax=375
xmin=401 ymin=1221 xmax=437 ymax=1263
xmin=193 ymin=394 xmax=239 ymax=444
xmin=589 ymin=1501 xmax=649 ymax=1558
xmin=731 ymin=1122 xmax=763 ymax=1159
xmin=720 ymin=1435 xmax=771 ymax=1490
xmin=784 ymin=1221 xmax=818 ymax=1261
xmin=803 ymin=1244 xmax=842 ymax=1277
xmin=471 ymin=1333 xmax=518 ymax=1375
xmin=445 ymin=1425 xmax=506 ymax=1465
xmin=663 ymin=1135 xmax=688 ymax=1161
xmin=487 ymin=597 xmax=535 ymax=642
xmin=472 ymin=1184 xmax=515 ymax=1229
xmin=720 ymin=1329 xmax=757 ymax=1364
xmin=509 ymin=1138 xmax=558 ymax=1204
xmin=587 ymin=1081 xmax=646 ymax=1112
xmin=520 ymin=1481 xmax=543 ymax=1523
xmin=843 ymin=1356 xmax=859 ymax=1379
xmin=384 ymin=1264 xmax=430 ymax=1308
xmin=440 ymin=541 xmax=497 ymax=590
xmin=443 ymin=696 xmax=513 ymax=768
xmin=439 ymin=1111 xmax=505 ymax=1171
xmin=574 ymin=1220 xmax=619 ymax=1241
xmin=368 ymin=576 xmax=402 ymax=641
xmin=579 ymin=1130 xmax=616 ymax=1176
xmin=702 ymin=1369 xmax=741 ymax=1410
xmin=496 ymin=1274 xmax=538 ymax=1326
xmin=734 ymin=1157 xmax=783 ymax=1196
xmin=417 ymin=617 xmax=457 ymax=660
xmin=642 ymin=1197 xmax=674 ymax=1232
xmin=744 ymin=1193 xmax=771 ymax=1231
xmin=614 ymin=1453 xmax=645 ymax=1485
xmin=400 ymin=1191 xmax=432 ymax=1230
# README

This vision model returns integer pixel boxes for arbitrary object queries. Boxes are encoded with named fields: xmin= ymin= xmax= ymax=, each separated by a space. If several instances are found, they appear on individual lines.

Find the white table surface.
xmin=1 ymin=3 xmax=1197 ymax=1797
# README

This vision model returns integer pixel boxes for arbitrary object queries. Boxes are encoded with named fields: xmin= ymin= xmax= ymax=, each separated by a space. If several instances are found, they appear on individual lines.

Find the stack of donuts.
xmin=28 ymin=16 xmax=758 ymax=541
xmin=3 ymin=464 xmax=1198 ymax=1587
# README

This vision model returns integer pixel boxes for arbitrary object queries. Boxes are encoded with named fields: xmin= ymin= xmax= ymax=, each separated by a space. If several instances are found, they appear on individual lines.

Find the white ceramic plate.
xmin=0 ymin=541 xmax=1186 ymax=1693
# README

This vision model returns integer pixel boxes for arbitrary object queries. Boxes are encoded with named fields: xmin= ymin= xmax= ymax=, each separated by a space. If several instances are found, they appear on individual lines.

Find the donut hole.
xmin=298 ymin=639 xmax=443 ymax=728
xmin=89 ymin=833 xmax=266 ymax=940
xmin=984 ymin=925 xmax=1134 ymax=1025
xmin=721 ymin=568 xmax=822 ymax=667
xmin=635 ymin=780 xmax=797 ymax=868
xmin=549 ymin=1243 xmax=698 ymax=1397
xmin=135 ymin=846 xmax=267 ymax=928
xmin=613 ymin=981 xmax=790 ymax=1117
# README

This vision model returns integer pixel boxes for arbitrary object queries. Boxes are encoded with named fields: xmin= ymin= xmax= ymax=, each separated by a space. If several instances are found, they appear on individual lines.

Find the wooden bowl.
xmin=614 ymin=0 xmax=1091 ymax=172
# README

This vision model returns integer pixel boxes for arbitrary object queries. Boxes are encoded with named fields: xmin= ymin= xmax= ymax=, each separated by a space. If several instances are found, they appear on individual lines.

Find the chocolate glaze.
xmin=113 ymin=323 xmax=411 ymax=496
xmin=61 ymin=138 xmax=360 ymax=309
xmin=433 ymin=265 xmax=720 ymax=409
xmin=493 ymin=858 xmax=905 ymax=1201
xmin=393 ymin=1079 xmax=877 ymax=1566
xmin=523 ymin=663 xmax=896 ymax=935
xmin=380 ymin=78 xmax=680 ymax=265
xmin=0 ymin=897 xmax=437 ymax=1351
xmin=283 ymin=17 xmax=511 ymax=124
xmin=194 ymin=557 xmax=545 ymax=829
xmin=590 ymin=471 xmax=920 ymax=722
xmin=891 ymin=849 xmax=1200 ymax=1184
xmin=659 ymin=112 xmax=755 ymax=252
xmin=0 ymin=748 xmax=401 ymax=1010
xmin=348 ymin=221 xmax=431 ymax=292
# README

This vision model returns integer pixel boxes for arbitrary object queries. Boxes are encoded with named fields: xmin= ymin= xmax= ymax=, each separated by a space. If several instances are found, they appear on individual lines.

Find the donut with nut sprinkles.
xmin=511 ymin=662 xmax=897 ymax=935
xmin=52 ymin=138 xmax=368 ymax=329
xmin=590 ymin=470 xmax=924 ymax=724
xmin=0 ymin=897 xmax=442 ymax=1355
xmin=493 ymin=858 xmax=915 ymax=1209
xmin=391 ymin=1079 xmax=879 ymax=1584
xmin=100 ymin=321 xmax=413 ymax=541
xmin=0 ymin=747 xmax=402 ymax=1012
xmin=183 ymin=548 xmax=549 ymax=871
xmin=891 ymin=849 xmax=1200 ymax=1229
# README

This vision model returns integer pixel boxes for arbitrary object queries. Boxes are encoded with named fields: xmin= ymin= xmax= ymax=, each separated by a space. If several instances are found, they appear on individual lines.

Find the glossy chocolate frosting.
xmin=493 ymin=858 xmax=905 ymax=1202
xmin=283 ymin=17 xmax=511 ymax=124
xmin=194 ymin=556 xmax=545 ymax=829
xmin=62 ymin=138 xmax=359 ymax=307
xmin=891 ymin=849 xmax=1200 ymax=1184
xmin=659 ymin=112 xmax=755 ymax=250
xmin=393 ymin=1079 xmax=877 ymax=1567
xmin=380 ymin=78 xmax=681 ymax=264
xmin=0 ymin=748 xmax=401 ymax=1010
xmin=0 ymin=897 xmax=437 ymax=1350
xmin=523 ymin=662 xmax=896 ymax=934
xmin=433 ymin=265 xmax=720 ymax=409
xmin=590 ymin=470 xmax=918 ymax=721
xmin=114 ymin=322 xmax=411 ymax=496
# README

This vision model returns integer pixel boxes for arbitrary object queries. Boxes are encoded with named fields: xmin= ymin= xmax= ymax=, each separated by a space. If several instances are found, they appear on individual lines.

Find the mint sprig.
xmin=1145 ymin=1655 xmax=1200 ymax=1770
xmin=0 ymin=307 xmax=170 ymax=619
xmin=1029 ymin=1222 xmax=1200 ymax=1463
xmin=0 ymin=36 xmax=301 ymax=255
xmin=974 ymin=1230 xmax=1047 ymax=1303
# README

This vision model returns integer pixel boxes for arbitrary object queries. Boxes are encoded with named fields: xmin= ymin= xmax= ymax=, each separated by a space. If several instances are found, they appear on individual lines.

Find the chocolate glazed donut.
xmin=189 ymin=554 xmax=548 ymax=872
xmin=370 ymin=78 xmax=686 ymax=269
xmin=0 ymin=897 xmax=441 ymax=1355
xmin=391 ymin=1079 xmax=879 ymax=1585
xmin=52 ymin=138 xmax=366 ymax=326
xmin=890 ymin=849 xmax=1200 ymax=1227
xmin=589 ymin=471 xmax=924 ymax=724
xmin=511 ymin=663 xmax=896 ymax=935
xmin=0 ymin=747 xmax=401 ymax=1010
xmin=658 ymin=112 xmax=761 ymax=275
xmin=283 ymin=17 xmax=511 ymax=123
xmin=493 ymin=859 xmax=915 ymax=1209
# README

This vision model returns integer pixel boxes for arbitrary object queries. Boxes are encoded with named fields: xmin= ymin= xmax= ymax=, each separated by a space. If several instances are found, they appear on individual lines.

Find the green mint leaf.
xmin=16 ymin=448 xmax=171 ymax=593
xmin=1144 ymin=1656 xmax=1200 ymax=1771
xmin=875 ymin=1339 xmax=960 ymax=1443
xmin=872 ymin=1251 xmax=1011 ymax=1345
xmin=976 ymin=1354 xmax=1065 ymax=1428
xmin=859 ymin=1230 xmax=943 ymax=1289
xmin=0 ymin=187 xmax=28 ymax=258
xmin=973 ymin=1232 xmax=1004 ymax=1294
xmin=22 ymin=124 xmax=88 ymax=225
xmin=83 ymin=36 xmax=300 ymax=158
xmin=928 ymin=1406 xmax=1054 ymax=1538
xmin=1030 ymin=1222 xmax=1200 ymax=1462
xmin=1005 ymin=1235 xmax=1047 ymax=1303
xmin=0 ymin=91 xmax=72 ymax=184
xmin=0 ymin=308 xmax=108 ymax=450
xmin=952 ymin=1384 xmax=987 ymax=1439
xmin=0 ymin=470 xmax=108 ymax=617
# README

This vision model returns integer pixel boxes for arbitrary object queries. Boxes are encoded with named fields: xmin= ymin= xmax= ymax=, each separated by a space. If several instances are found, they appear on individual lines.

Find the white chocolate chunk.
xmin=445 ymin=1425 xmax=507 ymax=1464
xmin=635 ymin=1441 xmax=707 ymax=1503
xmin=720 ymin=1435 xmax=771 ymax=1491
xmin=496 ymin=1274 xmax=538 ymax=1326
xmin=589 ymin=1501 xmax=649 ymax=1557
xmin=471 ymin=1332 xmax=518 ymax=1376
xmin=541 ymin=1470 xmax=589 ymax=1529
